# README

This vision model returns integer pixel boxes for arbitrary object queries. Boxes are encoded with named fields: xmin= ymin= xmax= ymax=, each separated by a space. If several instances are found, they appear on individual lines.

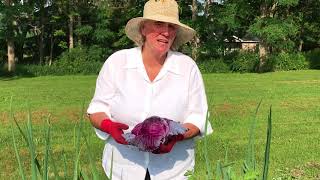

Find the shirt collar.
xmin=123 ymin=47 xmax=182 ymax=75
xmin=123 ymin=47 xmax=144 ymax=69
xmin=162 ymin=51 xmax=182 ymax=75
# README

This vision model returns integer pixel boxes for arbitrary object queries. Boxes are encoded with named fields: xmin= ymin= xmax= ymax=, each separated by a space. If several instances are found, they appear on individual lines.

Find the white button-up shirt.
xmin=87 ymin=47 xmax=213 ymax=180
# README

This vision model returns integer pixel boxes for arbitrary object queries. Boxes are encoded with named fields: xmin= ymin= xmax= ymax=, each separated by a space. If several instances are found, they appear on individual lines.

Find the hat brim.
xmin=125 ymin=16 xmax=196 ymax=49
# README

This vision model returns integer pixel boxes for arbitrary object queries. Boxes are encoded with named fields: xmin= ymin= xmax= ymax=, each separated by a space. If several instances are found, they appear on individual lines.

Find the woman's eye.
xmin=154 ymin=21 xmax=163 ymax=26
xmin=169 ymin=24 xmax=177 ymax=29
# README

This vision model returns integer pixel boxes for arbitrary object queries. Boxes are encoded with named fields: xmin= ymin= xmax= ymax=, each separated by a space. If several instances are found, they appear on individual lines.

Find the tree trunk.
xmin=49 ymin=34 xmax=54 ymax=66
xmin=5 ymin=0 xmax=15 ymax=72
xmin=39 ymin=0 xmax=45 ymax=65
xmin=204 ymin=0 xmax=210 ymax=18
xmin=192 ymin=36 xmax=200 ymax=61
xmin=77 ymin=15 xmax=82 ymax=46
xmin=257 ymin=2 xmax=270 ymax=71
xmin=298 ymin=39 xmax=303 ymax=52
xmin=39 ymin=31 xmax=44 ymax=65
xmin=191 ymin=0 xmax=198 ymax=60
xmin=69 ymin=15 xmax=74 ymax=49
xmin=258 ymin=41 xmax=267 ymax=71
xmin=192 ymin=0 xmax=197 ymax=21
xmin=298 ymin=28 xmax=304 ymax=52
xmin=7 ymin=39 xmax=15 ymax=72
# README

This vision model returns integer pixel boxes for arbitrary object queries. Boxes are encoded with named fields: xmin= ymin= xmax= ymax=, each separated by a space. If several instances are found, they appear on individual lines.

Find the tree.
xmin=39 ymin=0 xmax=46 ymax=65
xmin=294 ymin=0 xmax=320 ymax=51
xmin=248 ymin=0 xmax=300 ymax=70
xmin=1 ymin=0 xmax=18 ymax=72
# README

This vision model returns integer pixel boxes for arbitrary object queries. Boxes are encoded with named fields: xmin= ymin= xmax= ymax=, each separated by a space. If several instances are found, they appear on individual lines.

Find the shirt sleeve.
xmin=87 ymin=59 xmax=116 ymax=140
xmin=184 ymin=65 xmax=213 ymax=137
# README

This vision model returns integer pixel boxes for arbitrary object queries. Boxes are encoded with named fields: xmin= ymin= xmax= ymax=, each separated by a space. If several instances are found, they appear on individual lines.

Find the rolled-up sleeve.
xmin=87 ymin=59 xmax=116 ymax=140
xmin=184 ymin=65 xmax=213 ymax=137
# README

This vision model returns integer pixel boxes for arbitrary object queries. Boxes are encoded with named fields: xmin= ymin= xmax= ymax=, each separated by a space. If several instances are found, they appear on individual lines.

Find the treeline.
xmin=0 ymin=0 xmax=319 ymax=76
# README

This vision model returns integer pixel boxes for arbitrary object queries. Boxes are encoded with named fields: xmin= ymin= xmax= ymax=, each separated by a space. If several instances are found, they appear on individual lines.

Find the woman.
xmin=87 ymin=0 xmax=213 ymax=179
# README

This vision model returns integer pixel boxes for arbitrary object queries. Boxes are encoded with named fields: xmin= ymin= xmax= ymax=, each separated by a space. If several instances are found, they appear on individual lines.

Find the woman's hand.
xmin=152 ymin=123 xmax=200 ymax=154
xmin=88 ymin=112 xmax=129 ymax=145
xmin=100 ymin=119 xmax=129 ymax=144
xmin=182 ymin=123 xmax=200 ymax=139
xmin=152 ymin=134 xmax=184 ymax=154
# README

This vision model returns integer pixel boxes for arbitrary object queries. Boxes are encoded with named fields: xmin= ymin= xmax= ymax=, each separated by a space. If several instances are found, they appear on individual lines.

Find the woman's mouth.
xmin=157 ymin=39 xmax=168 ymax=44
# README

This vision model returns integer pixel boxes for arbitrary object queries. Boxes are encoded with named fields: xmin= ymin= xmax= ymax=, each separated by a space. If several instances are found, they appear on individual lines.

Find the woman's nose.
xmin=160 ymin=24 xmax=173 ymax=36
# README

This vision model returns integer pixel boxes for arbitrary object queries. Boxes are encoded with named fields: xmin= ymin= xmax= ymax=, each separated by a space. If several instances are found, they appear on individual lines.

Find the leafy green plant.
xmin=305 ymin=48 xmax=320 ymax=69
xmin=10 ymin=99 xmax=104 ymax=180
xmin=262 ymin=106 xmax=272 ymax=180
xmin=230 ymin=52 xmax=260 ymax=73
xmin=242 ymin=101 xmax=262 ymax=179
xmin=197 ymin=59 xmax=230 ymax=74
xmin=196 ymin=101 xmax=272 ymax=180
xmin=204 ymin=111 xmax=213 ymax=180
xmin=53 ymin=46 xmax=103 ymax=75
xmin=266 ymin=52 xmax=308 ymax=71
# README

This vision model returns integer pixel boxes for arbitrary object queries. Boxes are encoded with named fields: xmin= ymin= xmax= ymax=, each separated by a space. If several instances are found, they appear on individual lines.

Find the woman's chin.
xmin=154 ymin=45 xmax=171 ymax=53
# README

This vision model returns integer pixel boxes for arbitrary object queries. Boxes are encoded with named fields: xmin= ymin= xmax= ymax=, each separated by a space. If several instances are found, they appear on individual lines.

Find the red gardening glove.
xmin=100 ymin=119 xmax=129 ymax=145
xmin=152 ymin=134 xmax=184 ymax=154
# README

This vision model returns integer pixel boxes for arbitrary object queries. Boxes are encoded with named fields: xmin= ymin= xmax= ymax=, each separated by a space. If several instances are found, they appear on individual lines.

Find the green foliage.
xmin=204 ymin=110 xmax=214 ymax=180
xmin=1 ymin=0 xmax=319 ymax=74
xmin=296 ymin=0 xmax=320 ymax=49
xmin=53 ymin=29 xmax=66 ymax=37
xmin=267 ymin=52 xmax=308 ymax=71
xmin=215 ymin=160 xmax=237 ymax=179
xmin=278 ymin=0 xmax=299 ymax=6
xmin=13 ymin=62 xmax=101 ymax=77
xmin=1 ymin=72 xmax=320 ymax=179
xmin=53 ymin=46 xmax=104 ymax=75
xmin=2 ymin=46 xmax=105 ymax=76
xmin=10 ymin=103 xmax=103 ymax=179
xmin=217 ymin=4 xmax=241 ymax=32
xmin=230 ymin=52 xmax=259 ymax=73
xmin=249 ymin=18 xmax=299 ymax=51
xmin=75 ymin=25 xmax=93 ymax=37
xmin=58 ymin=41 xmax=68 ymax=50
xmin=305 ymin=48 xmax=320 ymax=69
xmin=197 ymin=59 xmax=230 ymax=74
xmin=262 ymin=107 xmax=272 ymax=180
xmin=12 ymin=65 xmax=54 ymax=76
xmin=244 ymin=101 xmax=262 ymax=173
xmin=204 ymin=102 xmax=272 ymax=180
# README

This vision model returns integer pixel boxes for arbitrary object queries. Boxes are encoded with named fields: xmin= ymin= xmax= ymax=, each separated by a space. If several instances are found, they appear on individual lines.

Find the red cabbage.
xmin=123 ymin=116 xmax=187 ymax=152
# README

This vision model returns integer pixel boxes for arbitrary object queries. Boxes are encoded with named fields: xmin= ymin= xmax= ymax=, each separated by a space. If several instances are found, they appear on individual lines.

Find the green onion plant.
xmin=10 ymin=99 xmax=105 ymax=180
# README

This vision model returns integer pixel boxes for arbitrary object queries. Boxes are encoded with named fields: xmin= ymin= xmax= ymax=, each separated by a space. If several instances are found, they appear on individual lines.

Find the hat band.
xmin=142 ymin=15 xmax=181 ymax=26
xmin=144 ymin=7 xmax=179 ymax=20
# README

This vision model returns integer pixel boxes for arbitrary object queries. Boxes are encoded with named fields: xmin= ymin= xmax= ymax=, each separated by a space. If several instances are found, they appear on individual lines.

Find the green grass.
xmin=0 ymin=70 xmax=319 ymax=179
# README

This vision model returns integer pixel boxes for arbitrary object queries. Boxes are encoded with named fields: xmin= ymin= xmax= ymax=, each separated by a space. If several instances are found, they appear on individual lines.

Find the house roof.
xmin=224 ymin=35 xmax=260 ymax=43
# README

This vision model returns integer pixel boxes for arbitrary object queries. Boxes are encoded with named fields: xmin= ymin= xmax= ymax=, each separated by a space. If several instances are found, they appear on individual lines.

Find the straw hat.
xmin=125 ymin=0 xmax=196 ymax=50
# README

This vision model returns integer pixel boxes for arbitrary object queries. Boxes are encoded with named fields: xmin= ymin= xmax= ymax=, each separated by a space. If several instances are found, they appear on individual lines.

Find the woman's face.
xmin=141 ymin=20 xmax=177 ymax=55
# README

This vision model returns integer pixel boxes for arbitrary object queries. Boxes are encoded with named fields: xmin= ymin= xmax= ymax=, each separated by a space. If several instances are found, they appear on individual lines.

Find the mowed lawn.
xmin=0 ymin=70 xmax=319 ymax=179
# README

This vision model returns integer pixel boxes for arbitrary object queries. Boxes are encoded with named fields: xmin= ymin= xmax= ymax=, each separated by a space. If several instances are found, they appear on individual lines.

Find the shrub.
xmin=0 ymin=61 xmax=6 ymax=76
xmin=4 ymin=61 xmax=103 ymax=77
xmin=0 ymin=46 xmax=105 ymax=77
xmin=52 ymin=46 xmax=104 ymax=75
xmin=267 ymin=52 xmax=308 ymax=71
xmin=87 ymin=45 xmax=108 ymax=62
xmin=230 ymin=52 xmax=259 ymax=73
xmin=15 ymin=64 xmax=49 ymax=77
xmin=197 ymin=59 xmax=230 ymax=73
xmin=305 ymin=48 xmax=320 ymax=69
